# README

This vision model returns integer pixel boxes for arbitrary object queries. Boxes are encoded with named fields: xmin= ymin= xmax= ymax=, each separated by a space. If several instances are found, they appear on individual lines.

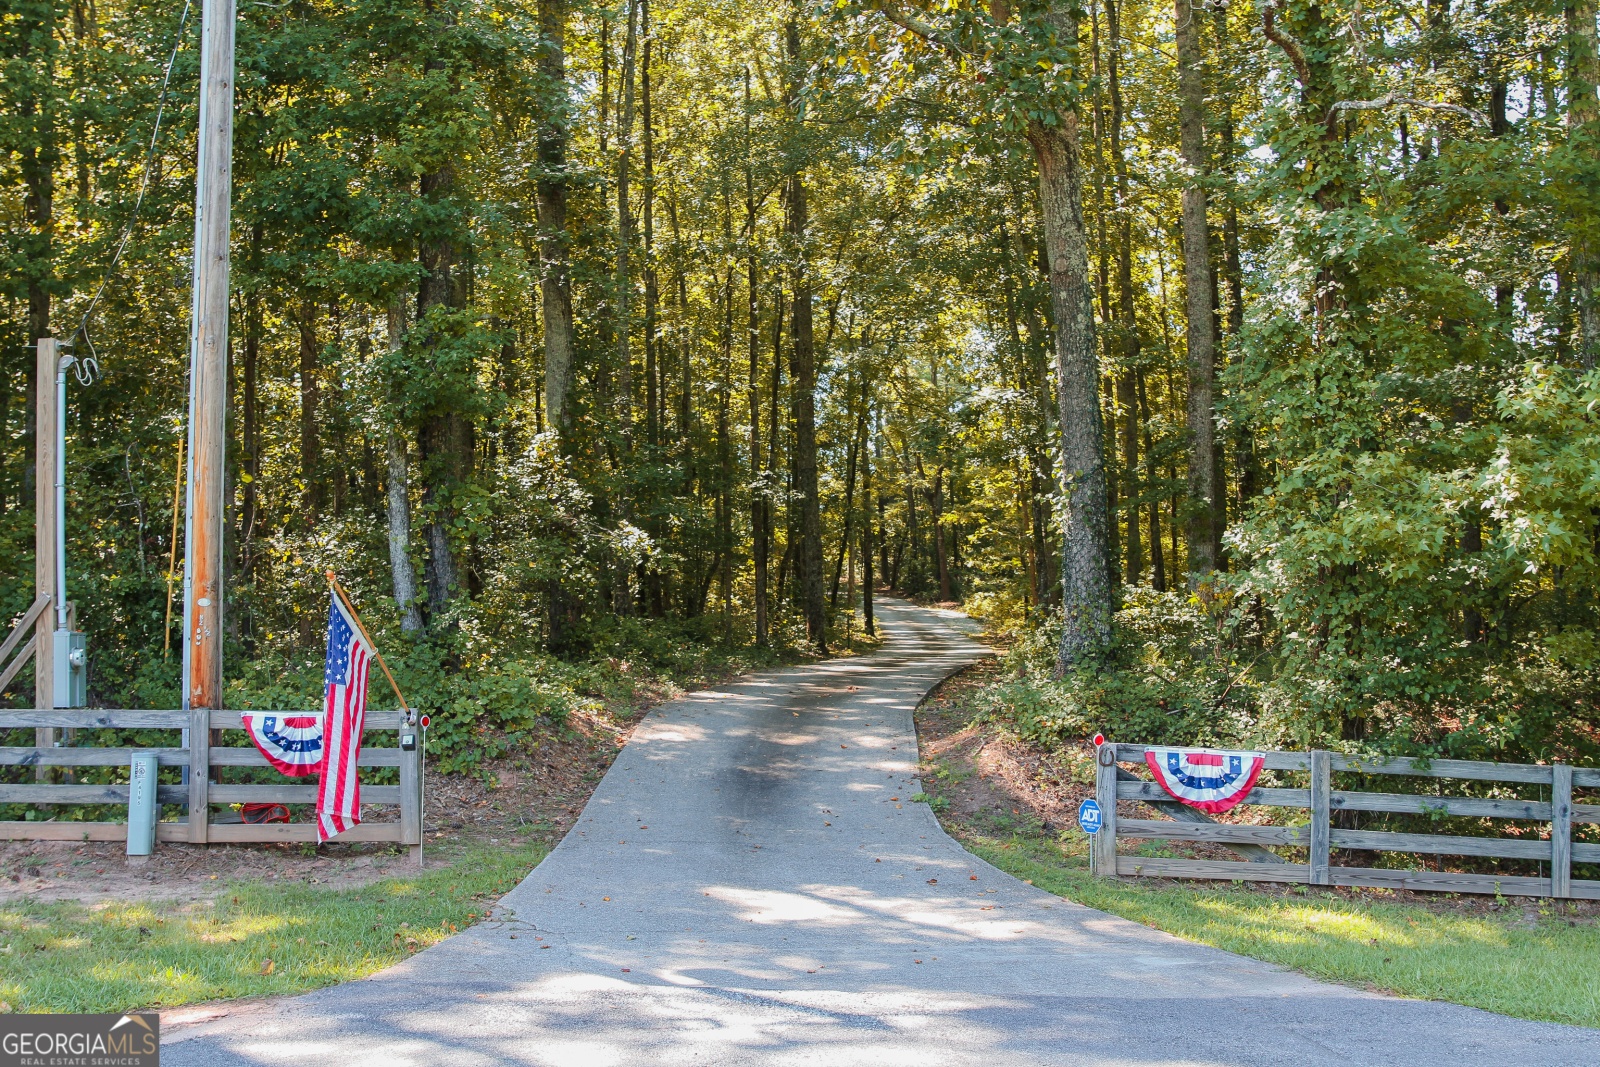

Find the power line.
xmin=73 ymin=0 xmax=195 ymax=376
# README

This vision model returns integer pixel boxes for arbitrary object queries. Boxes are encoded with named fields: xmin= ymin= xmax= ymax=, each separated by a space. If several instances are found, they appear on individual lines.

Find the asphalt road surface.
xmin=166 ymin=598 xmax=1600 ymax=1065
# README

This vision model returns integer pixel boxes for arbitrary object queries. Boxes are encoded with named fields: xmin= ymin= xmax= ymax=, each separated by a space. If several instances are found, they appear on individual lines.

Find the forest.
xmin=1 ymin=0 xmax=1597 ymax=770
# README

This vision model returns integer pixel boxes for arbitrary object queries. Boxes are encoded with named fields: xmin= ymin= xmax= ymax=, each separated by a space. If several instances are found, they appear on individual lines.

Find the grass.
xmin=964 ymin=830 xmax=1600 ymax=1029
xmin=0 ymin=843 xmax=546 ymax=1014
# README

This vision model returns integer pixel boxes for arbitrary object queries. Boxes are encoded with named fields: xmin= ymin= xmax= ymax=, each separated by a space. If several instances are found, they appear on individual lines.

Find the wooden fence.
xmin=0 ymin=708 xmax=422 ymax=852
xmin=1092 ymin=743 xmax=1600 ymax=899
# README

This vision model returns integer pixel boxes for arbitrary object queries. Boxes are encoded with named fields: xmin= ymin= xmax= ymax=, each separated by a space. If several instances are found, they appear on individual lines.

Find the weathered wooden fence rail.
xmin=1093 ymin=743 xmax=1599 ymax=900
xmin=0 ymin=709 xmax=422 ymax=851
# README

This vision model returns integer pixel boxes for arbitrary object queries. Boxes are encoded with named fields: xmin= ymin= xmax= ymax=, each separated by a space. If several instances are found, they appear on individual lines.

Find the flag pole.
xmin=325 ymin=570 xmax=410 ymax=714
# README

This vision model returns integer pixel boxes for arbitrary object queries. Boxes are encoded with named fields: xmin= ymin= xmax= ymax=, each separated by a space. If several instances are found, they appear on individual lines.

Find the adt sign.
xmin=1077 ymin=798 xmax=1103 ymax=835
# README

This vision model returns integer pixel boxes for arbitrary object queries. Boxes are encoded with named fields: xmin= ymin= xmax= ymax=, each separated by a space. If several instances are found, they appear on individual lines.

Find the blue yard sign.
xmin=1077 ymin=798 xmax=1103 ymax=835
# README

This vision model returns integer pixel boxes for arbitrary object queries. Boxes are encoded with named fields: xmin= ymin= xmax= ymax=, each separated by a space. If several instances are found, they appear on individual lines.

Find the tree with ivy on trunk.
xmin=855 ymin=0 xmax=1112 ymax=671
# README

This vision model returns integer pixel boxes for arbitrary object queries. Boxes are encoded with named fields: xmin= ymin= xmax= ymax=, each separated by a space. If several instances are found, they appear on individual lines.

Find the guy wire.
xmin=73 ymin=0 xmax=196 ymax=373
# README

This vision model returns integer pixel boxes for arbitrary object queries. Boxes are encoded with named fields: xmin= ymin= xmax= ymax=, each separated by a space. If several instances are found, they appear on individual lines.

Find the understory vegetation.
xmin=0 ymin=0 xmax=1596 ymax=783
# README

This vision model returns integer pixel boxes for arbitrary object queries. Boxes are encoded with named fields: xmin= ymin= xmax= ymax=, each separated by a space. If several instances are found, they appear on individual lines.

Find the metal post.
xmin=33 ymin=339 xmax=57 ymax=775
xmin=127 ymin=752 xmax=159 ymax=856
xmin=400 ymin=715 xmax=422 ymax=866
xmin=54 ymin=356 xmax=68 ymax=631
xmin=183 ymin=0 xmax=235 ymax=843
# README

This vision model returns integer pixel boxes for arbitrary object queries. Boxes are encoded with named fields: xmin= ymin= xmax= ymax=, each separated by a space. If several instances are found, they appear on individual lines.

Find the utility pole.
xmin=182 ymin=0 xmax=234 ymax=844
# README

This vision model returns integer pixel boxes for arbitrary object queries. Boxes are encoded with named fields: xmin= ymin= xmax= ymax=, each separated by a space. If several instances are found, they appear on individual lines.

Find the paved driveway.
xmin=167 ymin=599 xmax=1599 ymax=1065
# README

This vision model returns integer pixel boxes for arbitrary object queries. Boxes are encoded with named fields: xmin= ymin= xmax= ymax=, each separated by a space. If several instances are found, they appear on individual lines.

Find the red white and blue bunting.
xmin=1144 ymin=748 xmax=1265 ymax=814
xmin=241 ymin=713 xmax=324 ymax=777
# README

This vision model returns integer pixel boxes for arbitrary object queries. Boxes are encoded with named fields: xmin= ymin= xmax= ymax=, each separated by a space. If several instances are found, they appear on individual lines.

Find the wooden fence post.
xmin=1093 ymin=744 xmax=1119 ymax=878
xmin=34 ymin=338 xmax=57 ymax=779
xmin=1552 ymin=762 xmax=1572 ymax=899
xmin=1310 ymin=749 xmax=1331 ymax=885
xmin=188 ymin=705 xmax=210 ymax=843
xmin=400 ymin=717 xmax=421 ymax=862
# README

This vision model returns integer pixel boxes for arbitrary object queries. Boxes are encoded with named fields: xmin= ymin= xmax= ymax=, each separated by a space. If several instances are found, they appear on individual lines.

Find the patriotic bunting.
xmin=1144 ymin=747 xmax=1266 ymax=814
xmin=240 ymin=713 xmax=324 ymax=776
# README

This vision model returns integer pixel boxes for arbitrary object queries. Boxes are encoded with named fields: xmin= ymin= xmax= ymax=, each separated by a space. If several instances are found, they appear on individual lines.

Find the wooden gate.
xmin=1092 ymin=743 xmax=1600 ymax=899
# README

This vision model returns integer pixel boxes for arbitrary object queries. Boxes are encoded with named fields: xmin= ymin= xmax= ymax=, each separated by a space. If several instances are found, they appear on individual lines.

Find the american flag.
xmin=317 ymin=592 xmax=372 ymax=842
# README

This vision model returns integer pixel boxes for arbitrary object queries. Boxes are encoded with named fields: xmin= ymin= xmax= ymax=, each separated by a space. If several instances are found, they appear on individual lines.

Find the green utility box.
xmin=127 ymin=752 xmax=158 ymax=856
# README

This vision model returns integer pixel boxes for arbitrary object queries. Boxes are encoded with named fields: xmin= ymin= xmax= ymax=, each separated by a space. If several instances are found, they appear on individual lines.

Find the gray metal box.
xmin=52 ymin=629 xmax=87 ymax=708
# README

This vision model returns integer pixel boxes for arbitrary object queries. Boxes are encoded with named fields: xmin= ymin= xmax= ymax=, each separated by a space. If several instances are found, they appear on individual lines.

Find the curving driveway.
xmin=167 ymin=598 xmax=1599 ymax=1065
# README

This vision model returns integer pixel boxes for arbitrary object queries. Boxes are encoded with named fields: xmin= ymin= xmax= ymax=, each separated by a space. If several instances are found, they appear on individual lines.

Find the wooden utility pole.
xmin=1175 ymin=0 xmax=1220 ymax=580
xmin=182 ymin=0 xmax=235 ymax=844
xmin=34 ymin=337 xmax=58 ymax=769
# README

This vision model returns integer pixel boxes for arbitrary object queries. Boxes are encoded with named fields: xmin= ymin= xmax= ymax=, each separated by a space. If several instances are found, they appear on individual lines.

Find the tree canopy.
xmin=2 ymin=0 xmax=1597 ymax=767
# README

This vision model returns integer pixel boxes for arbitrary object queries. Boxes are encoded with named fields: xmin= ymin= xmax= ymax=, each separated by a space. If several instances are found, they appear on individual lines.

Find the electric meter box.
xmin=52 ymin=629 xmax=87 ymax=708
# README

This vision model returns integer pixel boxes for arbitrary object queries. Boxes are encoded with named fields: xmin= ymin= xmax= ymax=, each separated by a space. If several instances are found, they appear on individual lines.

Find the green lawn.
xmin=965 ymin=831 xmax=1600 ymax=1029
xmin=0 ymin=844 xmax=546 ymax=1014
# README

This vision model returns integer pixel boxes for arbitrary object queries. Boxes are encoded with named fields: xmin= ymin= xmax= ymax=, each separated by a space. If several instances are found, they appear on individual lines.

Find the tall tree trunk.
xmin=19 ymin=0 xmax=57 ymax=516
xmin=1118 ymin=372 xmax=1141 ymax=583
xmin=1176 ymin=0 xmax=1220 ymax=580
xmin=241 ymin=225 xmax=262 ymax=586
xmin=385 ymin=301 xmax=425 ymax=633
xmin=861 ymin=403 xmax=876 ymax=635
xmin=786 ymin=15 xmax=825 ymax=649
xmin=1027 ymin=104 xmax=1111 ymax=670
xmin=1571 ymin=0 xmax=1599 ymax=367
xmin=1138 ymin=369 xmax=1166 ymax=592
xmin=536 ymin=0 xmax=576 ymax=435
xmin=673 ymin=200 xmax=692 ymax=434
xmin=419 ymin=413 xmax=469 ymax=617
xmin=20 ymin=1 xmax=56 ymax=349
xmin=931 ymin=470 xmax=951 ymax=601
xmin=1214 ymin=6 xmax=1255 ymax=513
xmin=830 ymin=384 xmax=865 ymax=607
xmin=1107 ymin=0 xmax=1143 ymax=593
xmin=718 ymin=261 xmax=734 ymax=630
xmin=1088 ymin=0 xmax=1113 ymax=326
xmin=614 ymin=0 xmax=639 ymax=436
xmin=746 ymin=68 xmax=769 ymax=646
xmin=298 ymin=297 xmax=321 ymax=525
xmin=642 ymin=0 xmax=659 ymax=447
xmin=417 ymin=149 xmax=468 ymax=618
